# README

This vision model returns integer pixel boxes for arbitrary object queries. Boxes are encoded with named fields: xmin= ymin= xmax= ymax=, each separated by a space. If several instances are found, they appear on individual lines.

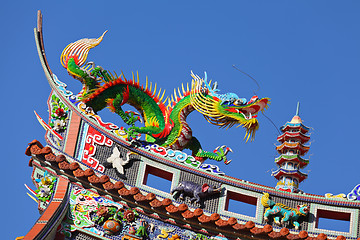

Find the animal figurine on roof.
xmin=106 ymin=148 xmax=136 ymax=175
xmin=60 ymin=32 xmax=269 ymax=165
xmin=261 ymin=193 xmax=309 ymax=230
xmin=171 ymin=181 xmax=222 ymax=204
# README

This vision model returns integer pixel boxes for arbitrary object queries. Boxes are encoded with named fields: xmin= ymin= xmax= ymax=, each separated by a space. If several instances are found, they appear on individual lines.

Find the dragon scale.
xmin=168 ymin=104 xmax=194 ymax=150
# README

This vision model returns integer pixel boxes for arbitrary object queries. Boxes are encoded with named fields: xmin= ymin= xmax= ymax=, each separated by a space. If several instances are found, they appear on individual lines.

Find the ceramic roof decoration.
xmin=20 ymin=11 xmax=360 ymax=240
xmin=272 ymin=103 xmax=311 ymax=193
xmin=60 ymin=27 xmax=269 ymax=165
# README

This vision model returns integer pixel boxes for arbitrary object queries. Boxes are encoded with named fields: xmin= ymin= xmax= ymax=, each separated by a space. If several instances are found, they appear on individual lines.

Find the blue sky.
xmin=2 ymin=1 xmax=360 ymax=238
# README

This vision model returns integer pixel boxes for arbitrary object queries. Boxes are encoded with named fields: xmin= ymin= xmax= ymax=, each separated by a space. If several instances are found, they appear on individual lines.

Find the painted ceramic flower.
xmin=55 ymin=108 xmax=66 ymax=117
xmin=96 ymin=206 xmax=109 ymax=217
xmin=53 ymin=119 xmax=66 ymax=131
xmin=123 ymin=210 xmax=135 ymax=222
xmin=128 ymin=226 xmax=136 ymax=235
xmin=38 ymin=185 xmax=51 ymax=198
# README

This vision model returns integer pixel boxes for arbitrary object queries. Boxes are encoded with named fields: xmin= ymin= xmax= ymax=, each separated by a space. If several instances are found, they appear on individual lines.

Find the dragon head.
xmin=190 ymin=72 xmax=269 ymax=142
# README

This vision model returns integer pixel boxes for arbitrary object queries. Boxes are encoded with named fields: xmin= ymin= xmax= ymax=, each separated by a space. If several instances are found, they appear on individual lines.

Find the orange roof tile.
xmin=25 ymin=139 xmax=355 ymax=240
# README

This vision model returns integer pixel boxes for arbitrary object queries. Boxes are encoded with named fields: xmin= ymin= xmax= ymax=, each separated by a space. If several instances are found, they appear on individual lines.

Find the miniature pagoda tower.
xmin=272 ymin=103 xmax=310 ymax=193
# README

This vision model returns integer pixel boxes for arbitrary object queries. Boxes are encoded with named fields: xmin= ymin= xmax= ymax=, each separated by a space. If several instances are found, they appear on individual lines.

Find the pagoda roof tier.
xmin=280 ymin=122 xmax=310 ymax=134
xmin=277 ymin=131 xmax=310 ymax=144
xmin=271 ymin=168 xmax=308 ymax=183
xmin=274 ymin=154 xmax=309 ymax=168
xmin=276 ymin=142 xmax=310 ymax=156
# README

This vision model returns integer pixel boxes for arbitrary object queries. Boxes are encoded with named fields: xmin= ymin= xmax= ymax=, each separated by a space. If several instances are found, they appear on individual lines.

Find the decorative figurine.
xmin=103 ymin=219 xmax=121 ymax=235
xmin=171 ymin=181 xmax=222 ymax=204
xmin=106 ymin=148 xmax=135 ymax=174
xmin=261 ymin=193 xmax=309 ymax=230
xmin=128 ymin=226 xmax=137 ymax=235
xmin=135 ymin=219 xmax=149 ymax=239
xmin=60 ymin=33 xmax=269 ymax=164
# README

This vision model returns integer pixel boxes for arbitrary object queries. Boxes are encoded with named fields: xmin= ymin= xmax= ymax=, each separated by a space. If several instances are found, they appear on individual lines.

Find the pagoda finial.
xmin=291 ymin=102 xmax=302 ymax=124
xmin=295 ymin=102 xmax=300 ymax=116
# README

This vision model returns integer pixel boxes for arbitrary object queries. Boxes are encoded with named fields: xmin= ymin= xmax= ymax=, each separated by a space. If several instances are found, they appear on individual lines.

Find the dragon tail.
xmin=60 ymin=31 xmax=108 ymax=68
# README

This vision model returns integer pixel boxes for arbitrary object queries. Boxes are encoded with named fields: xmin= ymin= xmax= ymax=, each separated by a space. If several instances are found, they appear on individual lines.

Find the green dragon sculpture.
xmin=60 ymin=32 xmax=269 ymax=164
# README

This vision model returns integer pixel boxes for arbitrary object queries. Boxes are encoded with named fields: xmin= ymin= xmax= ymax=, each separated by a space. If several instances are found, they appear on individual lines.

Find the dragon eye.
xmin=222 ymin=100 xmax=232 ymax=106
xmin=234 ymin=99 xmax=245 ymax=106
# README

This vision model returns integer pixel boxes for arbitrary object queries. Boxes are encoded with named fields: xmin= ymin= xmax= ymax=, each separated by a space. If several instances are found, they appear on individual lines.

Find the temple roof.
xmin=274 ymin=154 xmax=309 ymax=168
xmin=280 ymin=123 xmax=310 ymax=134
xmin=29 ymin=14 xmax=357 ymax=240
xmin=280 ymin=102 xmax=310 ymax=134
xmin=277 ymin=131 xmax=310 ymax=144
xmin=276 ymin=142 xmax=310 ymax=155
xmin=25 ymin=139 xmax=352 ymax=240
xmin=271 ymin=168 xmax=308 ymax=182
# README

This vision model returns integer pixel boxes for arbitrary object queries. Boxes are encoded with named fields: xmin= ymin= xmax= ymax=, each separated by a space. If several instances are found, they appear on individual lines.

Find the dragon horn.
xmin=60 ymin=30 xmax=108 ymax=68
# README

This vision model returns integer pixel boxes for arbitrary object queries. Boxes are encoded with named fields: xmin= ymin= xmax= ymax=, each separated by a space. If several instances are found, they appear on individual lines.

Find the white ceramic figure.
xmin=106 ymin=147 xmax=134 ymax=174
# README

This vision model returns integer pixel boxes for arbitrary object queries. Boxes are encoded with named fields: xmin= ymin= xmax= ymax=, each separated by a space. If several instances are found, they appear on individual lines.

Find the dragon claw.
xmin=213 ymin=145 xmax=233 ymax=164
xmin=224 ymin=159 xmax=232 ymax=165
xmin=215 ymin=145 xmax=231 ymax=154
xmin=123 ymin=111 xmax=141 ymax=126
xmin=224 ymin=147 xmax=232 ymax=155
xmin=124 ymin=127 xmax=140 ymax=140
xmin=125 ymin=110 xmax=143 ymax=124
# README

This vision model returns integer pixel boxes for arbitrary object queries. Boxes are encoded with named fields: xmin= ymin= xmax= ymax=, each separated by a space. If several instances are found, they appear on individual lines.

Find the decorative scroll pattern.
xmin=199 ymin=164 xmax=225 ymax=176
xmin=324 ymin=193 xmax=347 ymax=199
xmin=81 ymin=126 xmax=113 ymax=172
xmin=167 ymin=149 xmax=200 ymax=168
xmin=143 ymin=144 xmax=225 ymax=176
xmin=78 ymin=101 xmax=120 ymax=131
xmin=53 ymin=74 xmax=74 ymax=96
xmin=347 ymin=184 xmax=360 ymax=201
